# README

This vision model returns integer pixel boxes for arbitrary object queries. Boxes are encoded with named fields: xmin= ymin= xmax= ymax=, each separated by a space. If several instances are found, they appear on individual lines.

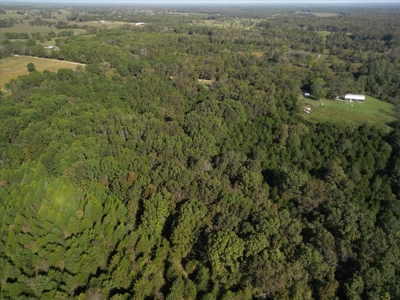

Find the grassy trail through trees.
xmin=12 ymin=54 xmax=86 ymax=65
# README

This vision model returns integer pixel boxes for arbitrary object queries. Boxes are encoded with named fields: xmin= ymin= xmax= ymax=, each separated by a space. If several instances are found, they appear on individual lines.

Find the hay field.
xmin=0 ymin=56 xmax=84 ymax=88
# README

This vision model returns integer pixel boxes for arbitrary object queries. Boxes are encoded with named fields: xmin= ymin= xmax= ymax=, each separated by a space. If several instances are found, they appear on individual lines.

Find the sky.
xmin=4 ymin=0 xmax=400 ymax=2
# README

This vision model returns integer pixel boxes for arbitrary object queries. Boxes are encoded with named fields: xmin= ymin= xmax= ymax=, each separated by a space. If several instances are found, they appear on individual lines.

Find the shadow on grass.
xmin=378 ymin=108 xmax=395 ymax=118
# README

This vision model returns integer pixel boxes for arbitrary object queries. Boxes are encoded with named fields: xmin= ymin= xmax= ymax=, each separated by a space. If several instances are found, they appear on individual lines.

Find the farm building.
xmin=43 ymin=46 xmax=60 ymax=50
xmin=345 ymin=94 xmax=365 ymax=102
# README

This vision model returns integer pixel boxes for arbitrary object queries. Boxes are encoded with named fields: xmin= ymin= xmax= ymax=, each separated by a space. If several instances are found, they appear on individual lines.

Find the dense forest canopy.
xmin=0 ymin=3 xmax=400 ymax=300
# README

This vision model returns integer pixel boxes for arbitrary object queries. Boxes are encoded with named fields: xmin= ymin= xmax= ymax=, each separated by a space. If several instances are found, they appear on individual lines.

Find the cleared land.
xmin=0 ymin=21 xmax=87 ymax=45
xmin=0 ymin=56 xmax=84 ymax=88
xmin=300 ymin=96 xmax=395 ymax=129
xmin=0 ymin=21 xmax=128 ymax=51
xmin=252 ymin=51 xmax=265 ymax=58
xmin=295 ymin=11 xmax=340 ymax=17
xmin=0 ymin=13 xmax=128 ymax=44
xmin=197 ymin=18 xmax=261 ymax=29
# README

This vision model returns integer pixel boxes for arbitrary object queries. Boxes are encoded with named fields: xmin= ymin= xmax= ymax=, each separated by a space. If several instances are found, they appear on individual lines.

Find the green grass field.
xmin=300 ymin=96 xmax=395 ymax=129
xmin=0 ymin=22 xmax=87 ymax=38
xmin=0 ymin=17 xmax=126 ymax=39
xmin=0 ymin=56 xmax=84 ymax=89
xmin=0 ymin=24 xmax=55 ymax=35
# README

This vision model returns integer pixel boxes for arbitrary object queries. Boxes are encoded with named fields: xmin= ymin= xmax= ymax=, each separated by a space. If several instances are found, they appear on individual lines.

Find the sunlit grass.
xmin=0 ymin=56 xmax=84 ymax=88
xmin=300 ymin=96 xmax=395 ymax=130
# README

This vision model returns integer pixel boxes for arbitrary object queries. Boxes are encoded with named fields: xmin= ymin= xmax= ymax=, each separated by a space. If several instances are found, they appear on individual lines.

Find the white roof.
xmin=345 ymin=94 xmax=365 ymax=100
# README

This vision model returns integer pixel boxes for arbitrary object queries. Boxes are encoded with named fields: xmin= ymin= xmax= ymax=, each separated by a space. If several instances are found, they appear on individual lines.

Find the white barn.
xmin=345 ymin=94 xmax=365 ymax=102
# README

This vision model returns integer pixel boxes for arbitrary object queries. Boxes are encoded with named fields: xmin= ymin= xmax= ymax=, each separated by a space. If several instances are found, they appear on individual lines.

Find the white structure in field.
xmin=344 ymin=94 xmax=365 ymax=102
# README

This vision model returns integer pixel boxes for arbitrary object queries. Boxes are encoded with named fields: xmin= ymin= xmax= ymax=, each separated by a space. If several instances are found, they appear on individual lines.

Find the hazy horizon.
xmin=2 ymin=0 xmax=400 ymax=4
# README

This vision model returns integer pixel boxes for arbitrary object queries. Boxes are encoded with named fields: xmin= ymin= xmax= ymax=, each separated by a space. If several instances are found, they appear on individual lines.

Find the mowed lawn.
xmin=300 ymin=96 xmax=395 ymax=129
xmin=0 ymin=56 xmax=84 ymax=88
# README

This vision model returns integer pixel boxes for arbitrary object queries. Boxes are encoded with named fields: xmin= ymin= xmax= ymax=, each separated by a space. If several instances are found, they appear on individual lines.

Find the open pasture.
xmin=0 ymin=56 xmax=84 ymax=89
xmin=295 ymin=11 xmax=340 ymax=17
xmin=0 ymin=16 xmax=126 ymax=39
xmin=0 ymin=21 xmax=86 ymax=37
xmin=197 ymin=18 xmax=261 ymax=29
xmin=300 ymin=96 xmax=395 ymax=129
xmin=0 ymin=23 xmax=55 ymax=35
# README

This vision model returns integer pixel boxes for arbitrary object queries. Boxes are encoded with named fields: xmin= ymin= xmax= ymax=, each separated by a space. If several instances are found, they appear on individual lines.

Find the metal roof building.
xmin=345 ymin=94 xmax=365 ymax=102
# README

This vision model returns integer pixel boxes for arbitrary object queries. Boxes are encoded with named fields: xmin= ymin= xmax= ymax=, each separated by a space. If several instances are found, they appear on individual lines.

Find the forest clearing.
xmin=0 ymin=55 xmax=84 ymax=88
xmin=300 ymin=96 xmax=395 ymax=129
